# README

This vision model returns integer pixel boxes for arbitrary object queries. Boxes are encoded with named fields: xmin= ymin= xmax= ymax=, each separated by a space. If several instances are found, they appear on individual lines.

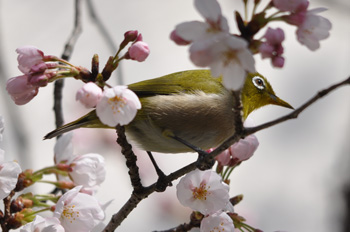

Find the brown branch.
xmin=54 ymin=0 xmax=83 ymax=129
xmin=1 ymin=191 xmax=16 ymax=232
xmin=103 ymin=76 xmax=349 ymax=231
xmin=115 ymin=125 xmax=144 ymax=192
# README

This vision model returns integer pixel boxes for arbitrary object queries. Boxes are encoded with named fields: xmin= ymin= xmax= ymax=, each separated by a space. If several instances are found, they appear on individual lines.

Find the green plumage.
xmin=44 ymin=70 xmax=293 ymax=153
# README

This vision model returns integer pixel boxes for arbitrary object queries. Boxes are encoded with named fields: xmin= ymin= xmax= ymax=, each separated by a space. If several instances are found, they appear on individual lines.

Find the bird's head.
xmin=241 ymin=73 xmax=293 ymax=119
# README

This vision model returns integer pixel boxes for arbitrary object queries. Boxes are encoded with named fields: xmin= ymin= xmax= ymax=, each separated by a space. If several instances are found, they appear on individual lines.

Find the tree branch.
xmin=115 ymin=125 xmax=144 ymax=193
xmin=103 ymin=75 xmax=349 ymax=231
xmin=54 ymin=0 xmax=83 ymax=129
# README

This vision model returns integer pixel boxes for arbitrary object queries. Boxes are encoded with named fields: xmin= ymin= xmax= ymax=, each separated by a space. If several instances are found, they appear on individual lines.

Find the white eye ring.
xmin=252 ymin=76 xmax=265 ymax=90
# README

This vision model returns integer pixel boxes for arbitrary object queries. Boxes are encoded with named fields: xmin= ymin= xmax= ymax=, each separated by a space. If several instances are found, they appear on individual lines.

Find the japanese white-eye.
xmin=44 ymin=70 xmax=293 ymax=153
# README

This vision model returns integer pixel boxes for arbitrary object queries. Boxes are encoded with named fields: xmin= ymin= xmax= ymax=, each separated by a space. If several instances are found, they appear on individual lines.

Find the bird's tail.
xmin=44 ymin=110 xmax=109 ymax=139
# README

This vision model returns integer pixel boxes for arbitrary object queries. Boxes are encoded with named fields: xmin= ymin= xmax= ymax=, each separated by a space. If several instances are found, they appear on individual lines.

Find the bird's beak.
xmin=269 ymin=94 xmax=294 ymax=110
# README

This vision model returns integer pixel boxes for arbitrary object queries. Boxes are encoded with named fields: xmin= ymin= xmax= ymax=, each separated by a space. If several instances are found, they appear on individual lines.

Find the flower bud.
xmin=6 ymin=75 xmax=39 ymax=105
xmin=76 ymin=82 xmax=103 ymax=108
xmin=127 ymin=41 xmax=150 ymax=62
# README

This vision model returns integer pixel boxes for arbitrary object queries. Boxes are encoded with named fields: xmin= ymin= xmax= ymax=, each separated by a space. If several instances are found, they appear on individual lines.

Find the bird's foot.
xmin=146 ymin=151 xmax=172 ymax=192
xmin=196 ymin=150 xmax=215 ymax=171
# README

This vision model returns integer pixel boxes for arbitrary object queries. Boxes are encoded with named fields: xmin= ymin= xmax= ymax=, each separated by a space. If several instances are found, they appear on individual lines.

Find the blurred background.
xmin=0 ymin=0 xmax=349 ymax=231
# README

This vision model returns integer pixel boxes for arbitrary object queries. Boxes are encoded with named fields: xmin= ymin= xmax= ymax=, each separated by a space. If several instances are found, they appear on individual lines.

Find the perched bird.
xmin=44 ymin=70 xmax=293 ymax=153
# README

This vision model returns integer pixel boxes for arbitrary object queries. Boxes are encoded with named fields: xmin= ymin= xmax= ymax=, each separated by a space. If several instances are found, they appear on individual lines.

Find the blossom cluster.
xmin=7 ymin=40 xmax=147 ymax=127
xmin=0 ymin=117 xmax=107 ymax=231
xmin=171 ymin=0 xmax=331 ymax=90
xmin=3 ymin=0 xmax=333 ymax=231
xmin=177 ymin=169 xmax=236 ymax=231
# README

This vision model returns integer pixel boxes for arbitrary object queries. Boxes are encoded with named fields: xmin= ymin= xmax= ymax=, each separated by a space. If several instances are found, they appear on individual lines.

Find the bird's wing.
xmin=128 ymin=70 xmax=223 ymax=97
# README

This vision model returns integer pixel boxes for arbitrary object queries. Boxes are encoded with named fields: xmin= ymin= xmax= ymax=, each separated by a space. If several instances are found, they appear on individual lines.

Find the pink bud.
xmin=215 ymin=150 xmax=231 ymax=166
xmin=229 ymin=134 xmax=259 ymax=162
xmin=16 ymin=46 xmax=45 ymax=74
xmin=124 ymin=30 xmax=139 ymax=42
xmin=76 ymin=82 xmax=103 ymax=108
xmin=272 ymin=56 xmax=285 ymax=68
xmin=6 ymin=75 xmax=39 ymax=105
xmin=28 ymin=70 xmax=57 ymax=87
xmin=30 ymin=62 xmax=58 ymax=73
xmin=128 ymin=41 xmax=150 ymax=62
xmin=170 ymin=30 xmax=191 ymax=45
xmin=264 ymin=27 xmax=285 ymax=44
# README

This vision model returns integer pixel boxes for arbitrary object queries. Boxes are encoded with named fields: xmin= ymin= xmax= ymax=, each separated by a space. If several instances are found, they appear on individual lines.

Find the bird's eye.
xmin=252 ymin=76 xmax=265 ymax=90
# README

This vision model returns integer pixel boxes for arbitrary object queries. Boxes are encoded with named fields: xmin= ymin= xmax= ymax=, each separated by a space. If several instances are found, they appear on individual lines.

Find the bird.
xmin=44 ymin=69 xmax=293 ymax=154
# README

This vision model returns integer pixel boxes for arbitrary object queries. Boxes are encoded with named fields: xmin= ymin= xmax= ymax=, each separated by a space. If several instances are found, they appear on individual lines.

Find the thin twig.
xmin=103 ymin=76 xmax=350 ymax=231
xmin=54 ymin=0 xmax=83 ymax=129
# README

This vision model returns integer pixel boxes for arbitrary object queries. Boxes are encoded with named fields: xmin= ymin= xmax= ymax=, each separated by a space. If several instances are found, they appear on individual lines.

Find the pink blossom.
xmin=54 ymin=133 xmax=106 ymax=190
xmin=215 ymin=134 xmax=259 ymax=166
xmin=215 ymin=149 xmax=231 ymax=166
xmin=69 ymin=154 xmax=106 ymax=189
xmin=285 ymin=1 xmax=309 ymax=26
xmin=216 ymin=118 xmax=259 ymax=166
xmin=54 ymin=186 xmax=104 ymax=232
xmin=259 ymin=27 xmax=285 ymax=68
xmin=16 ymin=46 xmax=45 ymax=74
xmin=173 ymin=0 xmax=229 ymax=44
xmin=0 ymin=151 xmax=22 ymax=200
xmin=273 ymin=0 xmax=308 ymax=12
xmin=124 ymin=30 xmax=139 ymax=42
xmin=128 ymin=41 xmax=150 ymax=62
xmin=76 ymin=82 xmax=103 ymax=108
xmin=6 ymin=75 xmax=39 ymax=105
xmin=176 ymin=169 xmax=230 ymax=215
xmin=207 ymin=35 xmax=255 ymax=90
xmin=96 ymin=86 xmax=141 ymax=127
xmin=229 ymin=134 xmax=259 ymax=162
xmin=296 ymin=8 xmax=332 ymax=51
xmin=170 ymin=30 xmax=191 ymax=45
xmin=20 ymin=215 xmax=64 ymax=232
xmin=172 ymin=0 xmax=255 ymax=90
xmin=200 ymin=212 xmax=234 ymax=232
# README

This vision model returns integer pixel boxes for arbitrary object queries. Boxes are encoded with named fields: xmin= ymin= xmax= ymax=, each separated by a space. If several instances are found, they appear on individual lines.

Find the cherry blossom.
xmin=200 ymin=211 xmax=234 ymax=232
xmin=69 ymin=154 xmax=106 ymax=189
xmin=6 ymin=75 xmax=39 ymax=105
xmin=172 ymin=0 xmax=255 ymax=90
xmin=96 ymin=86 xmax=141 ymax=127
xmin=216 ymin=118 xmax=259 ymax=166
xmin=176 ymin=169 xmax=230 ymax=215
xmin=0 ymin=151 xmax=22 ymax=200
xmin=259 ymin=27 xmax=285 ymax=68
xmin=296 ymin=8 xmax=332 ymax=51
xmin=53 ymin=186 xmax=104 ymax=232
xmin=20 ymin=215 xmax=64 ymax=232
xmin=76 ymin=82 xmax=103 ymax=108
xmin=208 ymin=35 xmax=255 ymax=90
xmin=16 ymin=46 xmax=46 ymax=74
xmin=54 ymin=133 xmax=105 ymax=190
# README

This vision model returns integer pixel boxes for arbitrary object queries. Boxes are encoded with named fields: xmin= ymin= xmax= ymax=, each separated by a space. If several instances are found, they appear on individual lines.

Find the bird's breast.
xmin=125 ymin=91 xmax=237 ymax=153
